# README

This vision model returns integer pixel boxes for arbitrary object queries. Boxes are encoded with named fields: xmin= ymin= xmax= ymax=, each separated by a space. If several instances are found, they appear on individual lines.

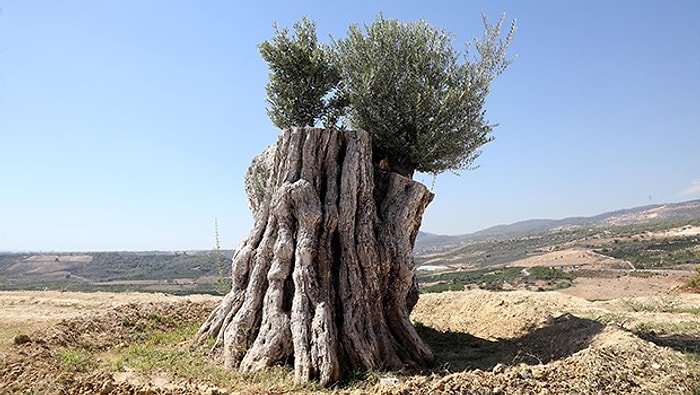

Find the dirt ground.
xmin=0 ymin=291 xmax=217 ymax=352
xmin=1 ymin=285 xmax=699 ymax=394
xmin=504 ymin=244 xmax=695 ymax=300
xmin=408 ymin=289 xmax=700 ymax=394
xmin=560 ymin=272 xmax=690 ymax=300
xmin=506 ymin=248 xmax=629 ymax=269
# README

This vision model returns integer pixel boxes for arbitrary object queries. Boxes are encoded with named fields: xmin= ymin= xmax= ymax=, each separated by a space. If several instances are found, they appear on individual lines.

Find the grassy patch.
xmin=634 ymin=321 xmax=700 ymax=358
xmin=420 ymin=283 xmax=466 ymax=293
xmin=621 ymin=297 xmax=700 ymax=314
xmin=56 ymin=347 xmax=98 ymax=372
xmin=108 ymin=320 xmax=304 ymax=392
xmin=592 ymin=312 xmax=629 ymax=325
xmin=686 ymin=267 xmax=700 ymax=288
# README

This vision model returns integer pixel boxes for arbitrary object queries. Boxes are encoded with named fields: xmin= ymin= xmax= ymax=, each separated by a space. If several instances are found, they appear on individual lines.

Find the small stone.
xmin=379 ymin=377 xmax=399 ymax=386
xmin=13 ymin=334 xmax=31 ymax=345
xmin=651 ymin=363 xmax=661 ymax=370
xmin=532 ymin=367 xmax=547 ymax=379
xmin=493 ymin=363 xmax=506 ymax=374
xmin=519 ymin=368 xmax=532 ymax=379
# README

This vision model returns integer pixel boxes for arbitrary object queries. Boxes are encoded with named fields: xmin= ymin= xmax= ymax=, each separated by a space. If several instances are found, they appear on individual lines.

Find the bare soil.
xmin=1 ymin=286 xmax=699 ymax=394
xmin=561 ymin=272 xmax=689 ymax=300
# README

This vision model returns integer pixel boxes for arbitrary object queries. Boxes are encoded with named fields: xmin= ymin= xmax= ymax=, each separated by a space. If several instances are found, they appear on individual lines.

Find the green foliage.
xmin=56 ymin=347 xmax=97 ymax=372
xmin=687 ymin=267 xmax=700 ymax=288
xmin=0 ymin=251 xmax=233 ymax=295
xmin=258 ymin=17 xmax=341 ymax=129
xmin=419 ymin=266 xmax=571 ymax=293
xmin=79 ymin=252 xmax=231 ymax=281
xmin=259 ymin=14 xmax=515 ymax=176
xmin=334 ymin=14 xmax=515 ymax=175
xmin=421 ymin=282 xmax=466 ymax=293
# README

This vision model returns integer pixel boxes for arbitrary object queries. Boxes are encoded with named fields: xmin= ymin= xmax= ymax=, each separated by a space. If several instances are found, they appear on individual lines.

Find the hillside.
xmin=414 ymin=199 xmax=700 ymax=296
xmin=0 ymin=250 xmax=234 ymax=294
xmin=2 ymin=199 xmax=700 ymax=296
xmin=416 ymin=199 xmax=700 ymax=254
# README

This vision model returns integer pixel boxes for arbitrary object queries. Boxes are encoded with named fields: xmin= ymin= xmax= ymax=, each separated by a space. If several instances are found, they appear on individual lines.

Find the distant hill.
xmin=4 ymin=199 xmax=700 ymax=293
xmin=0 ymin=250 xmax=235 ymax=294
xmin=416 ymin=199 xmax=700 ymax=254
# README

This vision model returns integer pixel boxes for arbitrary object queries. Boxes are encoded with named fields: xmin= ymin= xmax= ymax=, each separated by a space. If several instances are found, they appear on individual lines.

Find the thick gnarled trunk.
xmin=195 ymin=127 xmax=433 ymax=386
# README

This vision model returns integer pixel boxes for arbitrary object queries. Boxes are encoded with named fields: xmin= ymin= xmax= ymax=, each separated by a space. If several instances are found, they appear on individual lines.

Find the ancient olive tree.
xmin=196 ymin=14 xmax=515 ymax=386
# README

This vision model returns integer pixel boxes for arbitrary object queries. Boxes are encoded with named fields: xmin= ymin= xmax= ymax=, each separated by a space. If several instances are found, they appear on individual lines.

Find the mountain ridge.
xmin=416 ymin=199 xmax=700 ymax=254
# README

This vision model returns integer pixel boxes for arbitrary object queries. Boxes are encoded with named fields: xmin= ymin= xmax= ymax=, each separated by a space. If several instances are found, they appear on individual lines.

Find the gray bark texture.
xmin=195 ymin=127 xmax=434 ymax=386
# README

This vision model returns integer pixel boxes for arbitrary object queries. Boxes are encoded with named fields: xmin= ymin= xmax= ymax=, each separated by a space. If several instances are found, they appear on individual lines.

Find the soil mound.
xmin=1 ymin=290 xmax=698 ymax=394
xmin=390 ymin=323 xmax=696 ymax=394
xmin=0 ymin=299 xmax=219 ymax=394
xmin=399 ymin=291 xmax=699 ymax=394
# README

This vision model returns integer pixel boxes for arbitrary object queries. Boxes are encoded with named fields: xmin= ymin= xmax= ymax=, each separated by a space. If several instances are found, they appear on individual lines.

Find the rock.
xmin=13 ymin=334 xmax=31 ymax=345
xmin=379 ymin=377 xmax=399 ymax=386
xmin=518 ymin=367 xmax=532 ymax=379
xmin=532 ymin=366 xmax=547 ymax=379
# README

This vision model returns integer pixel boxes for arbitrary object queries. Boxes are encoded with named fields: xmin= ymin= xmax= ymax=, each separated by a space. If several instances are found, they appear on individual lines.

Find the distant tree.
xmin=258 ymin=17 xmax=341 ymax=129
xmin=686 ymin=266 xmax=700 ymax=288
xmin=333 ymin=14 xmax=516 ymax=177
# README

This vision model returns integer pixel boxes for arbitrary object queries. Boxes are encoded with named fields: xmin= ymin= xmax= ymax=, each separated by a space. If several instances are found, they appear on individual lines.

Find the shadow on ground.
xmin=416 ymin=313 xmax=605 ymax=372
xmin=637 ymin=331 xmax=700 ymax=355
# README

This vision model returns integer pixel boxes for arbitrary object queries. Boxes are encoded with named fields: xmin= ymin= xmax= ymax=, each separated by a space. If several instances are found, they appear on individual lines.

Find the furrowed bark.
xmin=195 ymin=127 xmax=434 ymax=385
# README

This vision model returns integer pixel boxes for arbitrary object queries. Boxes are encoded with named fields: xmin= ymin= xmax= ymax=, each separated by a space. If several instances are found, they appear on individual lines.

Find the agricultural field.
xmin=0 ymin=250 xmax=233 ymax=295
xmin=1 ymin=288 xmax=699 ymax=393
xmin=415 ymin=220 xmax=700 ymax=299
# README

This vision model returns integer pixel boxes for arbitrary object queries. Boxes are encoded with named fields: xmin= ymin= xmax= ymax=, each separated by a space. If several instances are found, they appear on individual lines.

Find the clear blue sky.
xmin=1 ymin=1 xmax=699 ymax=252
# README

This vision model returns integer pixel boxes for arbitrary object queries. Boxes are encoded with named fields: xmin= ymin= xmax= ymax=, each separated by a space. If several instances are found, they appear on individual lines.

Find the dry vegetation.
xmin=1 ymin=287 xmax=699 ymax=394
xmin=2 ymin=221 xmax=699 ymax=393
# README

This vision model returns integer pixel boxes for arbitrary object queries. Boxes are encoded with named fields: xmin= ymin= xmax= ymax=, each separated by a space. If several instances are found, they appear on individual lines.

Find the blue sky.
xmin=1 ymin=1 xmax=699 ymax=251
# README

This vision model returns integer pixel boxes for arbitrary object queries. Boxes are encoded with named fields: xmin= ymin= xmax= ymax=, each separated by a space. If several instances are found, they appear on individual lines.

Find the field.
xmin=416 ymin=222 xmax=700 ymax=296
xmin=3 ymin=212 xmax=700 ymax=392
xmin=2 ymin=219 xmax=698 ymax=298
xmin=2 ymin=284 xmax=699 ymax=394
xmin=0 ymin=251 xmax=233 ymax=295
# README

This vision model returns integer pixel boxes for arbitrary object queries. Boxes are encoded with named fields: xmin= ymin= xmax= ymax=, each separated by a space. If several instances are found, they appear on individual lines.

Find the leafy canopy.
xmin=259 ymin=14 xmax=516 ymax=177
xmin=258 ymin=17 xmax=340 ymax=129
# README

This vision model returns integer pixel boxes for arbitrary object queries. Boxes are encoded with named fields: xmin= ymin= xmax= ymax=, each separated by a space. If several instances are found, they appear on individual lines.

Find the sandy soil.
xmin=660 ymin=225 xmax=700 ymax=238
xmin=561 ymin=273 xmax=690 ymax=300
xmin=1 ymin=286 xmax=699 ymax=394
xmin=503 ymin=244 xmax=695 ymax=300
xmin=505 ymin=247 xmax=632 ymax=270
xmin=0 ymin=291 xmax=218 ymax=351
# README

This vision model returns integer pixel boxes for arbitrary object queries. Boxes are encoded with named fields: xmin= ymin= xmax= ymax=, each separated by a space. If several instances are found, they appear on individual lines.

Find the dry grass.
xmin=1 ymin=290 xmax=699 ymax=394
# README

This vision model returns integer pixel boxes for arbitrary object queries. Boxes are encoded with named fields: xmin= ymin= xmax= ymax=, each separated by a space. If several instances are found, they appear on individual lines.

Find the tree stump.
xmin=195 ymin=127 xmax=434 ymax=386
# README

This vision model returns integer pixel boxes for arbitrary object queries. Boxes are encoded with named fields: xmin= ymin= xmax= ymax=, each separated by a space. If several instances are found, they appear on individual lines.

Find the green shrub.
xmin=686 ymin=267 xmax=700 ymax=288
